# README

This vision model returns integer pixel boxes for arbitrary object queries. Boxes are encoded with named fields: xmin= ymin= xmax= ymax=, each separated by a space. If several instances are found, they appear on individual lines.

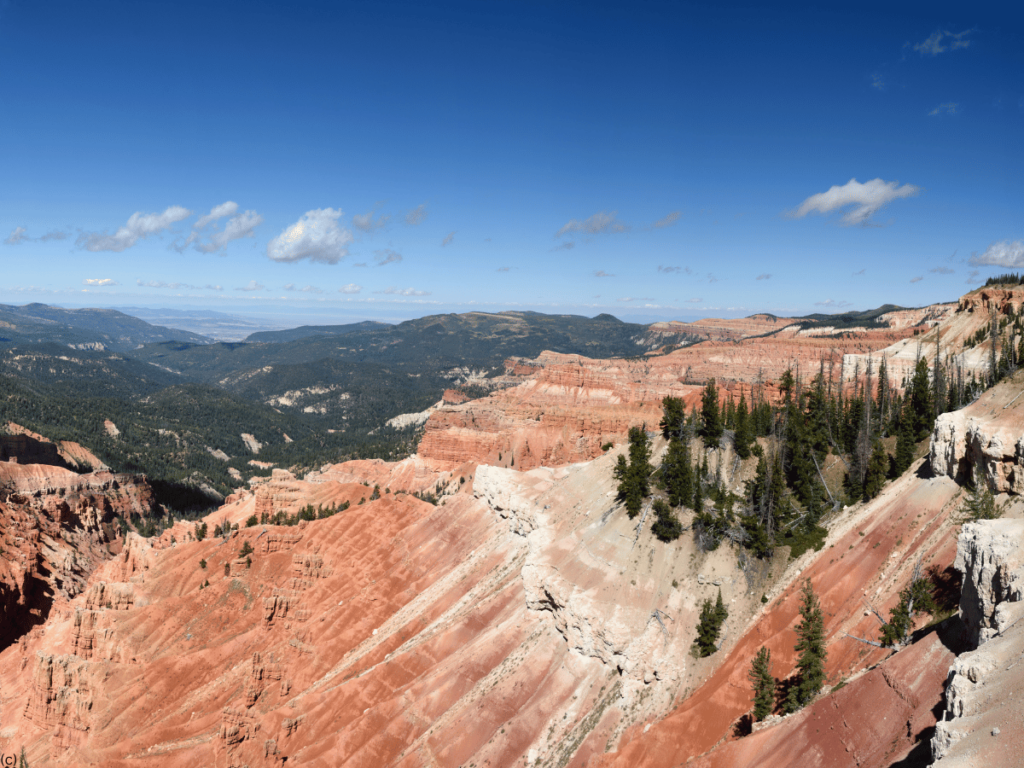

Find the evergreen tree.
xmin=693 ymin=478 xmax=703 ymax=515
xmin=651 ymin=499 xmax=683 ymax=542
xmin=700 ymin=379 xmax=723 ymax=448
xmin=747 ymin=646 xmax=775 ymax=721
xmin=734 ymin=393 xmax=752 ymax=459
xmin=862 ymin=439 xmax=888 ymax=500
xmin=692 ymin=589 xmax=728 ymax=657
xmin=616 ymin=426 xmax=653 ymax=518
xmin=909 ymin=357 xmax=934 ymax=441
xmin=785 ymin=579 xmax=827 ymax=712
xmin=892 ymin=406 xmax=916 ymax=477
xmin=954 ymin=468 xmax=1004 ymax=523
xmin=662 ymin=437 xmax=693 ymax=508
xmin=880 ymin=577 xmax=936 ymax=647
xmin=660 ymin=396 xmax=685 ymax=439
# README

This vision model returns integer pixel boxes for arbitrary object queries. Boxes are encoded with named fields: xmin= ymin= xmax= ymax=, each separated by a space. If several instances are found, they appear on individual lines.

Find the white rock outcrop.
xmin=930 ymin=410 xmax=1024 ymax=492
xmin=932 ymin=519 xmax=1024 ymax=765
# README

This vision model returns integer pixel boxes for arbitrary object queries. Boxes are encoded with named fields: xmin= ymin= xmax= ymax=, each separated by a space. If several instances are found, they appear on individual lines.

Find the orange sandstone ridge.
xmin=1 ymin=291 xmax=1023 ymax=767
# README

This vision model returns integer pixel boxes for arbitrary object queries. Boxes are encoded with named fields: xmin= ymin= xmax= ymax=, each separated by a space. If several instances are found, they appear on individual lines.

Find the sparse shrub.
xmin=239 ymin=541 xmax=253 ymax=558
xmin=200 ymin=558 xmax=207 ymax=569
xmin=245 ymin=514 xmax=258 ymax=527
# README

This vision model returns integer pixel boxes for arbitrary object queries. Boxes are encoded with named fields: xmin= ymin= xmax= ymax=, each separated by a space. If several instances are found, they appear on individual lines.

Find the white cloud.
xmin=658 ymin=265 xmax=681 ymax=273
xmin=340 ymin=284 xmax=362 ymax=294
xmin=756 ymin=273 xmax=772 ymax=280
xmin=374 ymin=248 xmax=402 ymax=266
xmin=83 ymin=278 xmax=118 ymax=286
xmin=910 ymin=276 xmax=923 ymax=283
xmin=969 ymin=240 xmax=1024 ymax=267
xmin=405 ymin=204 xmax=428 ymax=226
xmin=136 ymin=279 xmax=220 ymax=290
xmin=78 ymin=205 xmax=192 ymax=252
xmin=189 ymin=206 xmax=263 ymax=254
xmin=195 ymin=201 xmax=238 ymax=230
xmin=441 ymin=231 xmax=455 ymax=247
xmin=790 ymin=178 xmax=920 ymax=226
xmin=352 ymin=208 xmax=390 ymax=232
xmin=594 ymin=270 xmax=614 ymax=277
xmin=496 ymin=266 xmax=510 ymax=272
xmin=913 ymin=29 xmax=972 ymax=56
xmin=930 ymin=266 xmax=954 ymax=275
xmin=556 ymin=211 xmax=629 ymax=238
xmin=375 ymin=286 xmax=430 ymax=296
xmin=871 ymin=73 xmax=885 ymax=91
xmin=235 ymin=280 xmax=265 ymax=292
xmin=267 ymin=208 xmax=352 ymax=264
xmin=6 ymin=227 xmax=71 ymax=245
xmin=651 ymin=211 xmax=681 ymax=229
xmin=814 ymin=299 xmax=852 ymax=308
xmin=929 ymin=102 xmax=959 ymax=117
xmin=283 ymin=283 xmax=324 ymax=294
xmin=551 ymin=241 xmax=575 ymax=252
xmin=617 ymin=297 xmax=653 ymax=302
xmin=686 ymin=298 xmax=703 ymax=303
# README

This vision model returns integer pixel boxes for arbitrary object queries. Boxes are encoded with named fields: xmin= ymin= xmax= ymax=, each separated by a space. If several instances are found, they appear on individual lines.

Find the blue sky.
xmin=1 ymin=1 xmax=1021 ymax=324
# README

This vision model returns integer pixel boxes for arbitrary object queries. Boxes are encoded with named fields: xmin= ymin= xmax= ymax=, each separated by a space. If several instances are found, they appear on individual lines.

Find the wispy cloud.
xmin=283 ymin=283 xmax=324 ymax=294
xmin=814 ymin=299 xmax=852 ymax=308
xmin=594 ymin=270 xmax=614 ymax=277
xmin=617 ymin=297 xmax=653 ymax=302
xmin=929 ymin=102 xmax=959 ymax=116
xmin=405 ymin=204 xmax=428 ymax=226
xmin=556 ymin=211 xmax=629 ymax=238
xmin=375 ymin=286 xmax=431 ymax=296
xmin=440 ymin=231 xmax=455 ymax=247
xmin=83 ymin=278 xmax=118 ymax=286
xmin=658 ymin=265 xmax=681 ymax=274
xmin=756 ymin=273 xmax=771 ymax=280
xmin=235 ymin=280 xmax=265 ymax=292
xmin=913 ymin=29 xmax=972 ymax=56
xmin=968 ymin=240 xmax=1024 ymax=268
xmin=707 ymin=273 xmax=719 ymax=283
xmin=551 ymin=241 xmax=575 ymax=252
xmin=853 ymin=269 xmax=866 ymax=275
xmin=267 ymin=208 xmax=352 ymax=264
xmin=910 ymin=276 xmax=923 ymax=283
xmin=352 ymin=207 xmax=390 ymax=232
xmin=195 ymin=201 xmax=237 ymax=229
xmin=5 ymin=227 xmax=70 ymax=245
xmin=930 ymin=266 xmax=954 ymax=274
xmin=789 ymin=178 xmax=920 ymax=226
xmin=650 ymin=211 xmax=681 ymax=229
xmin=496 ymin=266 xmax=510 ymax=272
xmin=686 ymin=298 xmax=703 ymax=303
xmin=136 ymin=279 xmax=222 ymax=290
xmin=340 ymin=284 xmax=362 ymax=294
xmin=179 ymin=202 xmax=263 ymax=254
xmin=967 ymin=269 xmax=980 ymax=284
xmin=374 ymin=248 xmax=402 ymax=266
xmin=78 ymin=205 xmax=191 ymax=252
xmin=871 ymin=73 xmax=885 ymax=91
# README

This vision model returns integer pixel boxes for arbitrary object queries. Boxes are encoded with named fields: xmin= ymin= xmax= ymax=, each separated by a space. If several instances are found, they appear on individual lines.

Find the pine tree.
xmin=909 ymin=357 xmax=934 ymax=441
xmin=954 ymin=468 xmax=1003 ymax=523
xmin=662 ymin=437 xmax=693 ymax=508
xmin=786 ymin=579 xmax=827 ymax=712
xmin=734 ymin=393 xmax=752 ymax=459
xmin=700 ymin=379 xmax=723 ymax=448
xmin=880 ymin=575 xmax=937 ymax=647
xmin=893 ymin=406 xmax=916 ymax=476
xmin=692 ymin=589 xmax=728 ymax=657
xmin=748 ymin=646 xmax=775 ymax=721
xmin=693 ymin=478 xmax=703 ymax=515
xmin=660 ymin=396 xmax=685 ymax=439
xmin=862 ymin=439 xmax=888 ymax=500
